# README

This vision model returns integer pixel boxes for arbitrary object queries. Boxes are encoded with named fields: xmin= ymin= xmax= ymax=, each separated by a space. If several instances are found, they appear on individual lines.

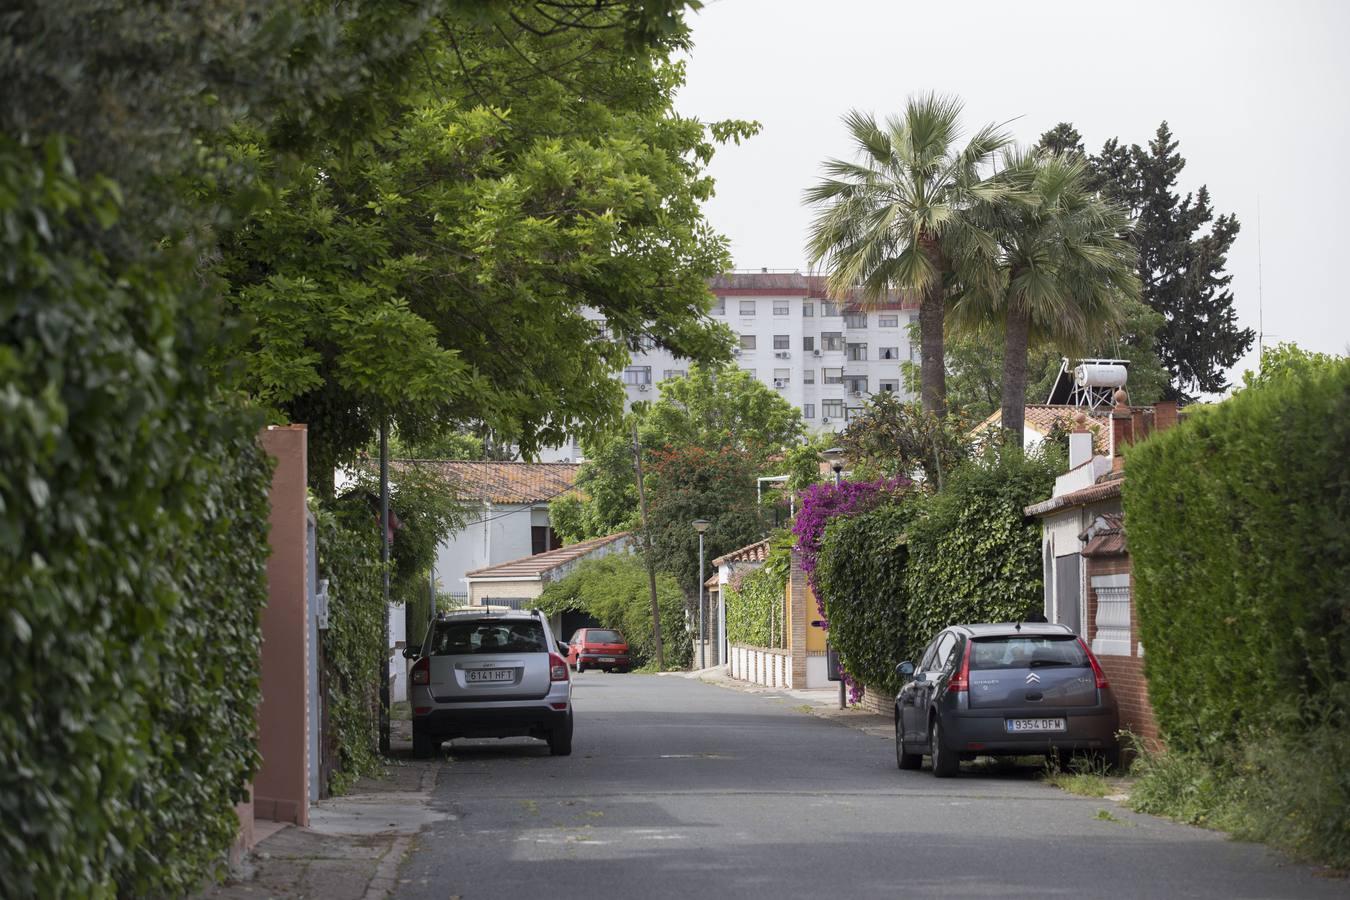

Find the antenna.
xmin=1257 ymin=196 xmax=1265 ymax=361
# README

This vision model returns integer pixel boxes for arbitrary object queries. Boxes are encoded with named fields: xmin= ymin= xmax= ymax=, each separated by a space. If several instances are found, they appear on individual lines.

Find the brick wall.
xmin=858 ymin=685 xmax=893 ymax=717
xmin=1084 ymin=553 xmax=1160 ymax=746
xmin=788 ymin=552 xmax=809 ymax=687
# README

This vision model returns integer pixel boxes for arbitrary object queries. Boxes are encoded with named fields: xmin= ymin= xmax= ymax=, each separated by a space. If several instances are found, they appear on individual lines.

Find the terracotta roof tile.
xmin=392 ymin=460 xmax=581 ymax=504
xmin=972 ymin=405 xmax=1113 ymax=451
xmin=465 ymin=532 xmax=631 ymax=580
xmin=1024 ymin=474 xmax=1124 ymax=517
xmin=707 ymin=273 xmax=920 ymax=309
xmin=712 ymin=538 xmax=772 ymax=567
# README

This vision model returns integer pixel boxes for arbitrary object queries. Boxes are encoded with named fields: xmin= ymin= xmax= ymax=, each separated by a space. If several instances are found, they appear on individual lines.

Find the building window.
xmin=663 ymin=369 xmax=687 ymax=380
xmin=822 ymin=399 xmax=844 ymax=419
xmin=821 ymin=332 xmax=844 ymax=351
xmin=711 ymin=297 xmax=725 ymax=315
xmin=879 ymin=314 xmax=899 ymax=328
xmin=637 ymin=335 xmax=656 ymax=351
xmin=740 ymin=334 xmax=757 ymax=350
xmin=847 ymin=342 xmax=867 ymax=361
xmin=845 ymin=312 xmax=867 ymax=328
xmin=879 ymin=346 xmax=899 ymax=360
xmin=845 ymin=405 xmax=864 ymax=421
xmin=803 ymin=369 xmax=815 ymax=384
xmin=1091 ymin=574 xmax=1132 ymax=656
xmin=623 ymin=366 xmax=652 ymax=385
xmin=532 ymin=526 xmax=560 ymax=555
xmin=822 ymin=367 xmax=843 ymax=384
xmin=803 ymin=336 xmax=815 ymax=351
xmin=802 ymin=301 xmax=814 ymax=317
xmin=821 ymin=301 xmax=840 ymax=317
xmin=743 ymin=368 xmax=756 ymax=378
xmin=773 ymin=334 xmax=790 ymax=350
xmin=803 ymin=403 xmax=815 ymax=419
xmin=773 ymin=368 xmax=791 ymax=385
xmin=879 ymin=379 xmax=899 ymax=393
xmin=773 ymin=300 xmax=790 ymax=316
xmin=739 ymin=300 xmax=757 ymax=316
xmin=845 ymin=375 xmax=867 ymax=394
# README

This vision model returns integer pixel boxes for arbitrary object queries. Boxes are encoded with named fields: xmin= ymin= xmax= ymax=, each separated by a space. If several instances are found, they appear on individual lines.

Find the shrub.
xmin=0 ymin=140 xmax=272 ymax=895
xmin=538 ymin=553 xmax=691 ymax=669
xmin=725 ymin=533 xmax=792 ymax=648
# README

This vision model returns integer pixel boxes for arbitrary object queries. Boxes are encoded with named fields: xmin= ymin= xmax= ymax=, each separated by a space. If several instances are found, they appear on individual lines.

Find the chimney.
xmin=1110 ymin=388 xmax=1132 ymax=471
xmin=1154 ymin=399 xmax=1179 ymax=433
xmin=1068 ymin=412 xmax=1093 ymax=470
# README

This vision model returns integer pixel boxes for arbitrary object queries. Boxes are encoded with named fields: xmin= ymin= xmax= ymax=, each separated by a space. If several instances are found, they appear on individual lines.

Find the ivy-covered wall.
xmin=0 ymin=140 xmax=273 ymax=895
xmin=724 ymin=534 xmax=792 ymax=648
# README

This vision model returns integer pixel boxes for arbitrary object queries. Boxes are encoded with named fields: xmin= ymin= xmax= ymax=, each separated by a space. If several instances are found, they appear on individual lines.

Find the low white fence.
xmin=728 ymin=644 xmax=792 ymax=689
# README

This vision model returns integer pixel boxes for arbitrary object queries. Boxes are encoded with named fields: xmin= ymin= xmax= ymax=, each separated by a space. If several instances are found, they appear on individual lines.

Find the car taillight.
xmin=411 ymin=656 xmax=430 ymax=686
xmin=947 ymin=643 xmax=970 ymax=693
xmin=1077 ymin=638 xmax=1110 ymax=689
xmin=549 ymin=652 xmax=569 ymax=682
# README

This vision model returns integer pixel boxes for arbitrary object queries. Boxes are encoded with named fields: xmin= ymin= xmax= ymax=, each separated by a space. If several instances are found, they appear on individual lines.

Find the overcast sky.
xmin=674 ymin=0 xmax=1350 ymax=388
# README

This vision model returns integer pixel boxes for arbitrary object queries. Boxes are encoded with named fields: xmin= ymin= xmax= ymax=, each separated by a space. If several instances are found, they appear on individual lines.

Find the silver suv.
xmin=409 ymin=608 xmax=573 ymax=757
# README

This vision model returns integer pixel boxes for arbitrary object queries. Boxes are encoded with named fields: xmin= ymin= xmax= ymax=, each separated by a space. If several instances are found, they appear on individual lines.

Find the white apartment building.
xmin=539 ymin=271 xmax=921 ymax=461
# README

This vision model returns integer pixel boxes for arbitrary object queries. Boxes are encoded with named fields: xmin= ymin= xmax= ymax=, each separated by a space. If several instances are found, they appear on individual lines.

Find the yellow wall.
xmin=804 ymin=584 xmax=827 ymax=652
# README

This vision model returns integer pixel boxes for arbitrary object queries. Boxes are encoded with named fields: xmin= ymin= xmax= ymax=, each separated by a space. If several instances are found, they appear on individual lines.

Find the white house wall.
xmin=434 ymin=502 xmax=541 ymax=601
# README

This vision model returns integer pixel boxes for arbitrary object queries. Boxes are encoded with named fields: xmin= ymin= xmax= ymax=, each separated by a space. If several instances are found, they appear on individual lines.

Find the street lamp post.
xmin=693 ymin=519 xmax=710 ymax=670
xmin=822 ymin=448 xmax=846 ymax=710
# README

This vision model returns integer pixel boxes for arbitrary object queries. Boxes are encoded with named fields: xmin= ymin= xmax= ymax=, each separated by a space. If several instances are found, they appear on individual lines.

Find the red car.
xmin=567 ymin=628 xmax=631 ymax=673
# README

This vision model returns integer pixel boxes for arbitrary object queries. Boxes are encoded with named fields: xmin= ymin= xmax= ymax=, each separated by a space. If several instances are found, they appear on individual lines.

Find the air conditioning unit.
xmin=773 ymin=379 xmax=786 ymax=389
xmin=731 ymin=347 xmax=741 ymax=356
xmin=774 ymin=351 xmax=791 ymax=359
xmin=636 ymin=383 xmax=650 ymax=392
xmin=821 ymin=416 xmax=830 ymax=424
xmin=851 ymin=390 xmax=863 ymax=398
xmin=812 ymin=349 xmax=821 ymax=357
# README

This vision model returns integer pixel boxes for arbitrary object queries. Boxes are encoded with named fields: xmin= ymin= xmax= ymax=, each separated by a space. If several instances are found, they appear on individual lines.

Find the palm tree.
xmin=949 ymin=151 xmax=1140 ymax=445
xmin=804 ymin=94 xmax=1013 ymax=416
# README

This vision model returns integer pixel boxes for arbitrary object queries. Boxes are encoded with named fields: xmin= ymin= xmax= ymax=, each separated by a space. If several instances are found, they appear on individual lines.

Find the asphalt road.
xmin=398 ymin=673 xmax=1345 ymax=899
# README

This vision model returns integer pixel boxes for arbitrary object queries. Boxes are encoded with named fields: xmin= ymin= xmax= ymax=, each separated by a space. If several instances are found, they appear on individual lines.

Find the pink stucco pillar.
xmin=254 ymin=425 xmax=310 ymax=827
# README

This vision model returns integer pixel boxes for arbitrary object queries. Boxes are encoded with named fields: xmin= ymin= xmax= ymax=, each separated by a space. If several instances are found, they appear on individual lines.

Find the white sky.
xmin=674 ymin=0 xmax=1350 ymax=387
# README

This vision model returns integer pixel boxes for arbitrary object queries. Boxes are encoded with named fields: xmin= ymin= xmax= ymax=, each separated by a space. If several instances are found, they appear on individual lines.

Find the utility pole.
xmin=379 ymin=418 xmax=391 ymax=756
xmin=631 ymin=420 xmax=664 ymax=669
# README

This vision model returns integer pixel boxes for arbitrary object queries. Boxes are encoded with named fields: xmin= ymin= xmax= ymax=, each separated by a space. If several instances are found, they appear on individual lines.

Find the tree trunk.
xmin=918 ymin=279 xmax=946 ymax=417
xmin=1001 ymin=302 xmax=1030 ymax=448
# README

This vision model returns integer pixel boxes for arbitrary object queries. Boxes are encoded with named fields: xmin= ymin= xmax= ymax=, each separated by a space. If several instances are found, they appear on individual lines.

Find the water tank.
xmin=1074 ymin=362 xmax=1128 ymax=389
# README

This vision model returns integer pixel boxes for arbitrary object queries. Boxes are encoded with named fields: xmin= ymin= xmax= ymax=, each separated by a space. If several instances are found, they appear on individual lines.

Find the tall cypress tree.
xmin=1038 ymin=122 xmax=1254 ymax=401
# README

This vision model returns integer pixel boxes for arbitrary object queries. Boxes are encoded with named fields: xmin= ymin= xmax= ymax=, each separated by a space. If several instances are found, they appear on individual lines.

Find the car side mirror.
xmin=896 ymin=661 xmax=915 ymax=680
xmin=402 ymin=646 xmax=420 ymax=660
xmin=557 ymin=641 xmax=569 ymax=655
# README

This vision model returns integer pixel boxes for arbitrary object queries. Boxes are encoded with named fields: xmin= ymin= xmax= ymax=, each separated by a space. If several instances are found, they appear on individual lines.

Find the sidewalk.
xmin=672 ymin=665 xmax=895 ymax=739
xmin=198 ymin=719 xmax=446 ymax=900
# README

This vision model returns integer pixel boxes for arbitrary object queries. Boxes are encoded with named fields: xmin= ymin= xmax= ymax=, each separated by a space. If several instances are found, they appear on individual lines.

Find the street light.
xmin=820 ymin=447 xmax=845 ymax=708
xmin=692 ymin=519 xmax=710 ymax=670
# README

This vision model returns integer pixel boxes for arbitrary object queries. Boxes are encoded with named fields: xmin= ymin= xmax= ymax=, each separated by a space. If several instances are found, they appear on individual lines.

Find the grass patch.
xmin=390 ymin=700 xmax=411 ymax=721
xmin=1128 ymin=719 xmax=1350 ymax=870
xmin=1040 ymin=752 xmax=1116 ymax=798
xmin=1095 ymin=809 xmax=1122 ymax=823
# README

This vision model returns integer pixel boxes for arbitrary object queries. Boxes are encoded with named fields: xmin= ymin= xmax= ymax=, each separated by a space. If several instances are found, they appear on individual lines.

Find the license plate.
xmin=599 ymin=656 xmax=616 ymax=663
xmin=466 ymin=668 xmax=514 ymax=683
xmin=1006 ymin=718 xmax=1066 ymax=733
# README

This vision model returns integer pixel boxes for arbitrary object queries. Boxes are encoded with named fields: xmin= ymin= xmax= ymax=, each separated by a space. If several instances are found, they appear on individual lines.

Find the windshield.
xmin=968 ymin=635 xmax=1087 ymax=670
xmin=586 ymin=629 xmax=624 ymax=643
xmin=429 ymin=619 xmax=547 ymax=655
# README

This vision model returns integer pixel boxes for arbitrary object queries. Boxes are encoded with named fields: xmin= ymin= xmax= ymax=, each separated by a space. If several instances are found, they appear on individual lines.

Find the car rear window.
xmin=586 ymin=629 xmax=623 ymax=643
xmin=968 ymin=635 xmax=1087 ymax=671
xmin=429 ymin=619 xmax=547 ymax=655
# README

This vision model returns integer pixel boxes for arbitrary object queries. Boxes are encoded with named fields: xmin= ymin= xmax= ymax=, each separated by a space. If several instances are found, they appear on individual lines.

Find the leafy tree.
xmin=1038 ymin=122 xmax=1254 ymax=400
xmin=804 ymin=95 xmax=1014 ymax=415
xmin=837 ymin=391 xmax=974 ymax=490
xmin=549 ymin=415 xmax=646 ymax=543
xmin=1241 ymin=342 xmax=1346 ymax=390
xmin=643 ymin=363 xmax=804 ymax=461
xmin=949 ymin=151 xmax=1139 ymax=444
xmin=218 ymin=10 xmax=753 ymax=494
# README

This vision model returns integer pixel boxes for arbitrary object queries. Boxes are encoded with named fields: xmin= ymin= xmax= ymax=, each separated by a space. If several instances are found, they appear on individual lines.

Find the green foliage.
xmin=644 ymin=363 xmax=804 ymax=459
xmin=724 ymin=534 xmax=792 ymax=648
xmin=815 ymin=503 xmax=919 ymax=695
xmin=550 ymin=414 xmax=645 ymax=544
xmin=1124 ymin=359 xmax=1350 ymax=755
xmin=219 ymin=14 xmax=748 ymax=490
xmin=1241 ymin=341 xmax=1345 ymax=390
xmin=782 ymin=435 xmax=832 ymax=494
xmin=537 ymin=553 xmax=691 ymax=668
xmin=837 ymin=391 xmax=974 ymax=489
xmin=904 ymin=448 xmax=1060 ymax=656
xmin=0 ymin=138 xmax=272 ymax=896
xmin=645 ymin=445 xmax=769 ymax=598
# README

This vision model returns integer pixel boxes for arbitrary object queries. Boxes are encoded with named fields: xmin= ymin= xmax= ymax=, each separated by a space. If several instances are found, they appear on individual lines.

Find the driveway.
xmin=397 ymin=672 xmax=1344 ymax=899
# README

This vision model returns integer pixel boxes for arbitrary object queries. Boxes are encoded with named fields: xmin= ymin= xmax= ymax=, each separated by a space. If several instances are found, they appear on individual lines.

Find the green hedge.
xmin=0 ymin=140 xmax=273 ymax=895
xmin=538 ymin=552 xmax=692 ymax=669
xmin=813 ymin=449 xmax=1056 ymax=698
xmin=725 ymin=534 xmax=791 ymax=648
xmin=1125 ymin=360 xmax=1350 ymax=751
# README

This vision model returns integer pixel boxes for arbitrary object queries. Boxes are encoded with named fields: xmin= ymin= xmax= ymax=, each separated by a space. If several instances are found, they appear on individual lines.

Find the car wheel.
xmin=575 ymin=659 xmax=584 ymax=673
xmin=895 ymin=716 xmax=922 ymax=770
xmin=549 ymin=714 xmax=574 ymax=757
xmin=412 ymin=727 xmax=438 ymax=760
xmin=930 ymin=716 xmax=959 ymax=778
